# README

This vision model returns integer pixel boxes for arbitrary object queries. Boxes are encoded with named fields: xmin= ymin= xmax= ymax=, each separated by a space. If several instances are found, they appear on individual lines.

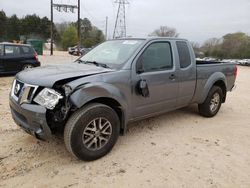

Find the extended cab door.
xmin=175 ymin=41 xmax=196 ymax=107
xmin=131 ymin=40 xmax=179 ymax=119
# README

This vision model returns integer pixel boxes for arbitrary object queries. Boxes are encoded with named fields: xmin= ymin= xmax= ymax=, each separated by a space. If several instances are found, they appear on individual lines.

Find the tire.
xmin=198 ymin=86 xmax=223 ymax=117
xmin=22 ymin=64 xmax=34 ymax=70
xmin=64 ymin=103 xmax=120 ymax=161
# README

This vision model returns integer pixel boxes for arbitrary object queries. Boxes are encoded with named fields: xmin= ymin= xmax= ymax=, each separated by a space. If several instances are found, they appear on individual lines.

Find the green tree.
xmin=62 ymin=25 xmax=78 ymax=50
xmin=6 ymin=15 xmax=20 ymax=41
xmin=83 ymin=26 xmax=105 ymax=47
xmin=221 ymin=32 xmax=248 ymax=58
xmin=81 ymin=18 xmax=92 ymax=41
xmin=200 ymin=32 xmax=250 ymax=59
xmin=0 ymin=10 xmax=7 ymax=41
xmin=21 ymin=14 xmax=42 ymax=37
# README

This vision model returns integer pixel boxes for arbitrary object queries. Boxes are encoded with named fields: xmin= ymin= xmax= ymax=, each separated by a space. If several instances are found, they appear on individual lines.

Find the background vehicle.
xmin=0 ymin=43 xmax=40 ymax=74
xmin=9 ymin=38 xmax=237 ymax=161
xmin=68 ymin=45 xmax=91 ymax=56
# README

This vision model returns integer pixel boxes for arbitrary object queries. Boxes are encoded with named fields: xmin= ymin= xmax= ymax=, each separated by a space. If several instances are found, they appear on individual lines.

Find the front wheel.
xmin=198 ymin=86 xmax=223 ymax=117
xmin=64 ymin=103 xmax=120 ymax=161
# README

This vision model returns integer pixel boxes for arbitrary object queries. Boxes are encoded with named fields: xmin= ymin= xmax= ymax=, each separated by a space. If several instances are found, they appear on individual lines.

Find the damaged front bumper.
xmin=9 ymin=97 xmax=52 ymax=140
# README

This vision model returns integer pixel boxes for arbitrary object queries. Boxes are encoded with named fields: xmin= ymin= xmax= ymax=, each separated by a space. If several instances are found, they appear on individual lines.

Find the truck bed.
xmin=196 ymin=60 xmax=231 ymax=65
xmin=192 ymin=61 xmax=236 ymax=104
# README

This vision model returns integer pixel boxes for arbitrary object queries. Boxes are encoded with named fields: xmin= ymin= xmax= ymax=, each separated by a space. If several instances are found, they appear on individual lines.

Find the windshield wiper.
xmin=82 ymin=60 xmax=111 ymax=69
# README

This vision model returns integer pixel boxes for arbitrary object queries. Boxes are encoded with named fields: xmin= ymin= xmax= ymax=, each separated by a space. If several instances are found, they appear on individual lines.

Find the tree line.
xmin=1 ymin=11 xmax=249 ymax=58
xmin=0 ymin=10 xmax=105 ymax=50
xmin=199 ymin=32 xmax=250 ymax=59
xmin=151 ymin=26 xmax=250 ymax=59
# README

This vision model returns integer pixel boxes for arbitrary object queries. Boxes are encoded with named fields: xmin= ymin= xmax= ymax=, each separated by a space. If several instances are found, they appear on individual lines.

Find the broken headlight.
xmin=34 ymin=88 xmax=63 ymax=110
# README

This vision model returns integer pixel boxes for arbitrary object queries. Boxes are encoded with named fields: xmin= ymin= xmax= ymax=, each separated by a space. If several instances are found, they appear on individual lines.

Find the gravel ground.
xmin=0 ymin=52 xmax=250 ymax=188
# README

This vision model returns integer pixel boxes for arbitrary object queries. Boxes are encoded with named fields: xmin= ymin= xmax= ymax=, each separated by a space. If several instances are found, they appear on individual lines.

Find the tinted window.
xmin=139 ymin=42 xmax=173 ymax=72
xmin=21 ymin=46 xmax=33 ymax=54
xmin=176 ymin=41 xmax=191 ymax=68
xmin=5 ymin=45 xmax=20 ymax=56
xmin=0 ymin=45 xmax=3 ymax=56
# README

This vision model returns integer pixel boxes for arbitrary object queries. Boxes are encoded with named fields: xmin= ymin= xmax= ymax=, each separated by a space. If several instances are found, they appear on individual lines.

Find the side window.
xmin=176 ymin=41 xmax=191 ymax=68
xmin=138 ymin=42 xmax=173 ymax=72
xmin=0 ymin=45 xmax=3 ymax=56
xmin=4 ymin=45 xmax=20 ymax=56
xmin=21 ymin=46 xmax=32 ymax=54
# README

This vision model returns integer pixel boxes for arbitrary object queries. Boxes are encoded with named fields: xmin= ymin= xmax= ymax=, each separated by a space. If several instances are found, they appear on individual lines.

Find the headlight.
xmin=34 ymin=88 xmax=63 ymax=110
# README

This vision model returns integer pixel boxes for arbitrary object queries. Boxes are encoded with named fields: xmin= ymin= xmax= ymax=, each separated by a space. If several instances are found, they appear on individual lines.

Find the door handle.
xmin=169 ymin=74 xmax=176 ymax=80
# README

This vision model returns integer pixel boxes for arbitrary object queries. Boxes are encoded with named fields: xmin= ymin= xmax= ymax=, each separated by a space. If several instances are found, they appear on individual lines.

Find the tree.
xmin=0 ymin=10 xmax=7 ymax=41
xmin=200 ymin=32 xmax=250 ymax=59
xmin=81 ymin=18 xmax=92 ymax=41
xmin=221 ymin=32 xmax=248 ymax=58
xmin=6 ymin=15 xmax=20 ymax=41
xmin=150 ymin=26 xmax=179 ymax=37
xmin=201 ymin=38 xmax=221 ymax=57
xmin=61 ymin=25 xmax=78 ymax=50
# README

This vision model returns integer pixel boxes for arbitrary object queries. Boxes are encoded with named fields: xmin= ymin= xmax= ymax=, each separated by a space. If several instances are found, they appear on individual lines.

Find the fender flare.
xmin=69 ymin=82 xmax=128 ymax=133
xmin=199 ymin=72 xmax=227 ymax=103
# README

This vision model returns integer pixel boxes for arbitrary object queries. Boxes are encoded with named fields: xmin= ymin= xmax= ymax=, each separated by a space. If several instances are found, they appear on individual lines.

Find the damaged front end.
xmin=44 ymin=84 xmax=77 ymax=134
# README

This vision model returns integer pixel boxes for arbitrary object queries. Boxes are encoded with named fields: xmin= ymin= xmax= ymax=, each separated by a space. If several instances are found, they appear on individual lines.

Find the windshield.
xmin=79 ymin=40 xmax=144 ymax=67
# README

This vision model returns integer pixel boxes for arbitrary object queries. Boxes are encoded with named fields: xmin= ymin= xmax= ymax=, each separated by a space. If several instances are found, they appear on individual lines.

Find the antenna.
xmin=113 ymin=0 xmax=129 ymax=39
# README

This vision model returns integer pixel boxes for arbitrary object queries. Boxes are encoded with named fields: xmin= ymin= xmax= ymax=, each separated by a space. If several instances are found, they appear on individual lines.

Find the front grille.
xmin=11 ymin=79 xmax=38 ymax=104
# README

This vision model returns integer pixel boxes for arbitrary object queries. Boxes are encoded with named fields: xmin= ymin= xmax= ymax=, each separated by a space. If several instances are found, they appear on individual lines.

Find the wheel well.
xmin=85 ymin=97 xmax=125 ymax=134
xmin=213 ymin=80 xmax=226 ymax=102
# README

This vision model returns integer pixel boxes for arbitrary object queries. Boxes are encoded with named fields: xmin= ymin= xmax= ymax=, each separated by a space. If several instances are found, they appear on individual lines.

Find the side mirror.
xmin=137 ymin=79 xmax=150 ymax=97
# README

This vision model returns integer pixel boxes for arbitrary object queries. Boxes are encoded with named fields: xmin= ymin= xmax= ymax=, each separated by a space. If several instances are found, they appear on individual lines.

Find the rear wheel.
xmin=198 ymin=86 xmax=223 ymax=117
xmin=22 ymin=64 xmax=34 ymax=70
xmin=64 ymin=103 xmax=120 ymax=161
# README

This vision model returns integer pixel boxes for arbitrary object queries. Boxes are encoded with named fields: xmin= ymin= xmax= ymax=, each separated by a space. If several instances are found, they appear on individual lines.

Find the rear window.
xmin=4 ymin=45 xmax=20 ymax=56
xmin=176 ymin=41 xmax=191 ymax=68
xmin=21 ymin=46 xmax=33 ymax=54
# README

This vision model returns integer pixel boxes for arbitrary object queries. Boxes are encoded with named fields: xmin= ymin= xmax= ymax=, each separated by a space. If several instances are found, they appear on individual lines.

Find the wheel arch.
xmin=213 ymin=80 xmax=227 ymax=103
xmin=84 ymin=97 xmax=126 ymax=135
xmin=69 ymin=83 xmax=128 ymax=135
xmin=200 ymin=72 xmax=227 ymax=104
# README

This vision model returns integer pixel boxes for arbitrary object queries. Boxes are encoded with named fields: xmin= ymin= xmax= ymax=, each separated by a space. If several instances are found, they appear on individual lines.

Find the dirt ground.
xmin=0 ymin=52 xmax=250 ymax=188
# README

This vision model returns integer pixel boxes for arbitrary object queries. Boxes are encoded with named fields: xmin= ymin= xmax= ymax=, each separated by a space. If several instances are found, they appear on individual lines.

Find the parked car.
xmin=238 ymin=59 xmax=250 ymax=66
xmin=9 ymin=38 xmax=237 ymax=161
xmin=68 ymin=45 xmax=91 ymax=56
xmin=80 ymin=47 xmax=91 ymax=56
xmin=0 ymin=43 xmax=40 ymax=74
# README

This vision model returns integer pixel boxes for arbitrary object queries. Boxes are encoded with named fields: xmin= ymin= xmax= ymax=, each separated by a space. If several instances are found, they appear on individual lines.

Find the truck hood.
xmin=16 ymin=63 xmax=114 ymax=87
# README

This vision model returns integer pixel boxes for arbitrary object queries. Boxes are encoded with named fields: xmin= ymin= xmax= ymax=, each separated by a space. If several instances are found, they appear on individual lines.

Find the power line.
xmin=113 ymin=0 xmax=129 ymax=39
xmin=50 ymin=0 xmax=80 ymax=55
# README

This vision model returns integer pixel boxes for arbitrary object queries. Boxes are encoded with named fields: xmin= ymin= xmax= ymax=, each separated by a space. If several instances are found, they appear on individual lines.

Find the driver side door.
xmin=131 ymin=41 xmax=179 ymax=119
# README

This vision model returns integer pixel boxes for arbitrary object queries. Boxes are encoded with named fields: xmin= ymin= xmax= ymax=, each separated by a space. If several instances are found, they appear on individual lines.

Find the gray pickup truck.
xmin=9 ymin=38 xmax=237 ymax=161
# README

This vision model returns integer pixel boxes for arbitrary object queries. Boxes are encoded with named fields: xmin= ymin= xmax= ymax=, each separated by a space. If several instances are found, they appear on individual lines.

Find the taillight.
xmin=233 ymin=65 xmax=237 ymax=80
xmin=34 ymin=52 xmax=38 ymax=61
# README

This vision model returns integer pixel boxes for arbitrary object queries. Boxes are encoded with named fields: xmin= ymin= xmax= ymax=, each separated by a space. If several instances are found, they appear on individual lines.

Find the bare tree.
xmin=150 ymin=26 xmax=179 ymax=37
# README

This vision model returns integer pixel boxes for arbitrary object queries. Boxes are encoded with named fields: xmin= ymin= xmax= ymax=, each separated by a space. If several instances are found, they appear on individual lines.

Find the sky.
xmin=1 ymin=0 xmax=250 ymax=44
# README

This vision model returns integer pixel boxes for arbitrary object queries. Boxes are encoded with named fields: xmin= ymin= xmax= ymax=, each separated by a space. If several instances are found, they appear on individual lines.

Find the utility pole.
xmin=77 ymin=0 xmax=81 ymax=55
xmin=113 ymin=0 xmax=129 ymax=39
xmin=50 ymin=0 xmax=53 ymax=55
xmin=105 ymin=16 xmax=108 ymax=40
xmin=50 ymin=1 xmax=79 ymax=55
